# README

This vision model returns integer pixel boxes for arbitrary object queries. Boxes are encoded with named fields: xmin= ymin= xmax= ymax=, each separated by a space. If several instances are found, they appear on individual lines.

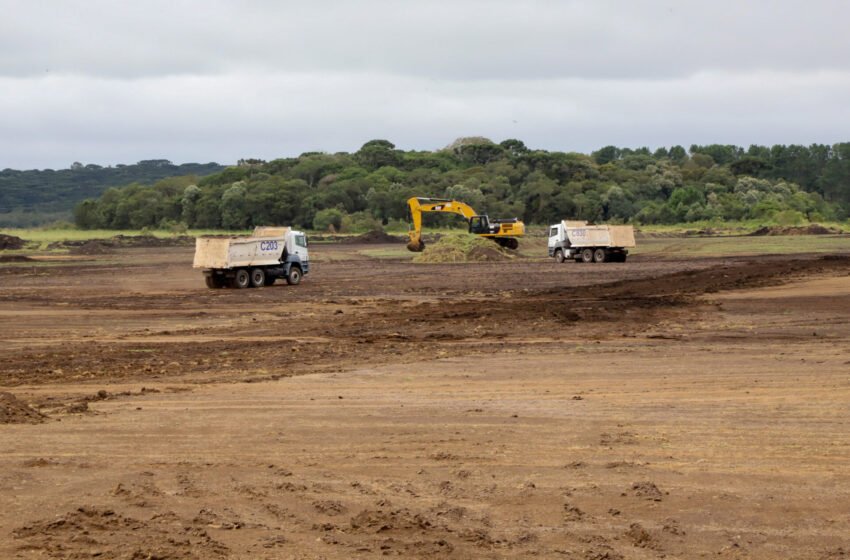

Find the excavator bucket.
xmin=406 ymin=231 xmax=425 ymax=252
xmin=406 ymin=239 xmax=425 ymax=252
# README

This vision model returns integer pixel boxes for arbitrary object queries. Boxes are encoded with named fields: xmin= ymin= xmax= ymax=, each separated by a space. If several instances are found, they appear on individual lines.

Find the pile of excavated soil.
xmin=48 ymin=235 xmax=195 ymax=253
xmin=339 ymin=230 xmax=405 ymax=244
xmin=414 ymin=235 xmax=515 ymax=263
xmin=312 ymin=231 xmax=442 ymax=244
xmin=0 ymin=234 xmax=25 ymax=250
xmin=70 ymin=239 xmax=115 ymax=255
xmin=750 ymin=224 xmax=844 ymax=236
xmin=112 ymin=234 xmax=195 ymax=247
xmin=0 ymin=392 xmax=46 ymax=424
xmin=13 ymin=506 xmax=229 ymax=558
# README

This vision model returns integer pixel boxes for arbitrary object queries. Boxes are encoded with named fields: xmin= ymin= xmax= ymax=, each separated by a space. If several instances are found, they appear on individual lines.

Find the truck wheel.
xmin=233 ymin=269 xmax=251 ymax=289
xmin=286 ymin=266 xmax=302 ymax=285
xmin=250 ymin=268 xmax=265 ymax=288
xmin=581 ymin=248 xmax=594 ymax=263
xmin=554 ymin=250 xmax=565 ymax=263
xmin=593 ymin=248 xmax=607 ymax=263
xmin=206 ymin=274 xmax=226 ymax=288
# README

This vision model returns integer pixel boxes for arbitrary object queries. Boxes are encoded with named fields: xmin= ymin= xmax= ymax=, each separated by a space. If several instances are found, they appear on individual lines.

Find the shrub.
xmin=340 ymin=211 xmax=383 ymax=233
xmin=313 ymin=208 xmax=344 ymax=231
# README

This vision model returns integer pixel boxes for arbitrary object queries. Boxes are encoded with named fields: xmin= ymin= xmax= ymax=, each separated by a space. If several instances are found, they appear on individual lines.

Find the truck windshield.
xmin=549 ymin=227 xmax=558 ymax=237
xmin=295 ymin=235 xmax=307 ymax=248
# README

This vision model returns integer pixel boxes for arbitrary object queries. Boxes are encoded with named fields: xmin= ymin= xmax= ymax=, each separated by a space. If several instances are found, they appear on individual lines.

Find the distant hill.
xmin=0 ymin=159 xmax=226 ymax=226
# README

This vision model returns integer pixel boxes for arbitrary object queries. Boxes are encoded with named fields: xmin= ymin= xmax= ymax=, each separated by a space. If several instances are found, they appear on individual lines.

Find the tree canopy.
xmin=0 ymin=160 xmax=224 ymax=226
xmin=69 ymin=139 xmax=850 ymax=230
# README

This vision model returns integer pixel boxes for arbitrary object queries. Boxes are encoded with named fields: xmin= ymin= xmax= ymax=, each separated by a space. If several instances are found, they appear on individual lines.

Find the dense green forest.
xmin=0 ymin=160 xmax=225 ymax=226
xmin=72 ymin=139 xmax=850 ymax=231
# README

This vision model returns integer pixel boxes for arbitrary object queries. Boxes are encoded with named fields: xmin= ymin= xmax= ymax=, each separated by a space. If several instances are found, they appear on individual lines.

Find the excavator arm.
xmin=406 ymin=197 xmax=479 ymax=252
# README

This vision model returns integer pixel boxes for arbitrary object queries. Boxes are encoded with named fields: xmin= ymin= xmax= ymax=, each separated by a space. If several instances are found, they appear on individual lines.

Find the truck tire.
xmin=250 ymin=268 xmax=265 ymax=288
xmin=581 ymin=248 xmax=594 ymax=263
xmin=233 ymin=268 xmax=251 ymax=289
xmin=505 ymin=238 xmax=519 ymax=250
xmin=593 ymin=248 xmax=607 ymax=263
xmin=286 ymin=266 xmax=302 ymax=285
xmin=554 ymin=249 xmax=565 ymax=263
xmin=205 ymin=274 xmax=226 ymax=289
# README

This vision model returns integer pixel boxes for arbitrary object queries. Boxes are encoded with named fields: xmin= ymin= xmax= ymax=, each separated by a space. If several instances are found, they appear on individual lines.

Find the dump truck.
xmin=548 ymin=221 xmax=635 ymax=263
xmin=193 ymin=227 xmax=309 ymax=288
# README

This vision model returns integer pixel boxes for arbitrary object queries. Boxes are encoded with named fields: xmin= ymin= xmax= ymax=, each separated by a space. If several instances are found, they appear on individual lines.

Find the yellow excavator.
xmin=406 ymin=197 xmax=525 ymax=252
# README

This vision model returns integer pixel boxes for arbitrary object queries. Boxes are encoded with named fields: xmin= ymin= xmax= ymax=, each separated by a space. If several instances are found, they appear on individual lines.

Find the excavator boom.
xmin=406 ymin=197 xmax=524 ymax=252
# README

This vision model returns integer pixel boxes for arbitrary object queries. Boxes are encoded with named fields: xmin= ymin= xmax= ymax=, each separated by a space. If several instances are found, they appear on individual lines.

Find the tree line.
xmin=73 ymin=139 xmax=850 ymax=231
xmin=0 ymin=159 xmax=224 ymax=227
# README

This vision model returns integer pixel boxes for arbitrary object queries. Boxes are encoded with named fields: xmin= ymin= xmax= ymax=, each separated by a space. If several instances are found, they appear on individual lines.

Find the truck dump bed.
xmin=562 ymin=221 xmax=636 ymax=248
xmin=193 ymin=228 xmax=289 ymax=270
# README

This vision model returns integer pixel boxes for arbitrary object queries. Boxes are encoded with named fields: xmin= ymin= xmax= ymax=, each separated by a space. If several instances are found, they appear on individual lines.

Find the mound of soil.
xmin=0 ymin=392 xmax=47 ymax=424
xmin=414 ymin=235 xmax=514 ymax=263
xmin=632 ymin=481 xmax=663 ymax=501
xmin=750 ymin=224 xmax=843 ymax=236
xmin=0 ymin=255 xmax=34 ymax=262
xmin=0 ymin=233 xmax=25 ymax=250
xmin=13 ymin=506 xmax=229 ymax=558
xmin=340 ymin=230 xmax=405 ymax=244
xmin=467 ymin=245 xmax=512 ymax=261
xmin=49 ymin=235 xmax=195 ymax=253
xmin=634 ymin=230 xmax=684 ymax=239
xmin=70 ymin=239 xmax=115 ymax=255
xmin=313 ymin=231 xmax=437 ymax=244
xmin=113 ymin=234 xmax=195 ymax=247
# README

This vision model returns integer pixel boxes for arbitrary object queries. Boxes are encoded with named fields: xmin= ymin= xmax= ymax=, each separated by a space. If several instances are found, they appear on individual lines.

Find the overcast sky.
xmin=2 ymin=0 xmax=849 ymax=169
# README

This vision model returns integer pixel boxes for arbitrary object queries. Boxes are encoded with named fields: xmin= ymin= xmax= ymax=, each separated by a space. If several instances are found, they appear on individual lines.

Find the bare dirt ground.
xmin=1 ymin=243 xmax=850 ymax=559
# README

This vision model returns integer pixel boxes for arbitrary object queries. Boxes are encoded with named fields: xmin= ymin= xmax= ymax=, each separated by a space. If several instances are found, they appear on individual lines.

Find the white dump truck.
xmin=193 ymin=227 xmax=309 ymax=288
xmin=548 ymin=221 xmax=635 ymax=263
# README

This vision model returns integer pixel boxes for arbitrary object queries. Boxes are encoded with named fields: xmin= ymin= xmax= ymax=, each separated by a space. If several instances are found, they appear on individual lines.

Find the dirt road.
xmin=1 ymin=244 xmax=849 ymax=558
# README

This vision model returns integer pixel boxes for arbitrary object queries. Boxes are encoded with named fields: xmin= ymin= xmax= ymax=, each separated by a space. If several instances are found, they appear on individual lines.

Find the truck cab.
xmin=284 ymin=230 xmax=310 ymax=276
xmin=547 ymin=223 xmax=568 ymax=258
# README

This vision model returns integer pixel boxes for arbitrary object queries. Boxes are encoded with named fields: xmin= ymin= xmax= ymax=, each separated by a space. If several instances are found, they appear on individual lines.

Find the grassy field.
xmin=3 ymin=225 xmax=848 ymax=262
xmin=516 ymin=233 xmax=850 ymax=260
xmin=352 ymin=234 xmax=850 ymax=261
xmin=0 ymin=228 xmax=247 ymax=244
xmin=634 ymin=219 xmax=848 ymax=235
xmin=633 ymin=235 xmax=850 ymax=258
xmin=356 ymin=247 xmax=415 ymax=259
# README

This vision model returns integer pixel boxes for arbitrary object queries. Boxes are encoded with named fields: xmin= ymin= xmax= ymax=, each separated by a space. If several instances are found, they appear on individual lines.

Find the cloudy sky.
xmin=2 ymin=0 xmax=849 ymax=169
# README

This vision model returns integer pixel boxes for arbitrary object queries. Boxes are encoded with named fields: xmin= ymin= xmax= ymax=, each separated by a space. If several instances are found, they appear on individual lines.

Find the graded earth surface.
xmin=1 ymin=242 xmax=849 ymax=559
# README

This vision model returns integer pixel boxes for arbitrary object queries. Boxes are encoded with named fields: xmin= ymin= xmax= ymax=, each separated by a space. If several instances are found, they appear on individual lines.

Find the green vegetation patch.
xmin=67 ymin=140 xmax=850 ymax=235
xmin=0 ymin=160 xmax=225 ymax=227
xmin=413 ymin=234 xmax=515 ymax=263
xmin=633 ymin=235 xmax=850 ymax=258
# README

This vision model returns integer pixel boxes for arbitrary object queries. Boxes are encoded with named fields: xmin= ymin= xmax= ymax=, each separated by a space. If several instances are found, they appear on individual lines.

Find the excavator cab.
xmin=468 ymin=215 xmax=493 ymax=235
